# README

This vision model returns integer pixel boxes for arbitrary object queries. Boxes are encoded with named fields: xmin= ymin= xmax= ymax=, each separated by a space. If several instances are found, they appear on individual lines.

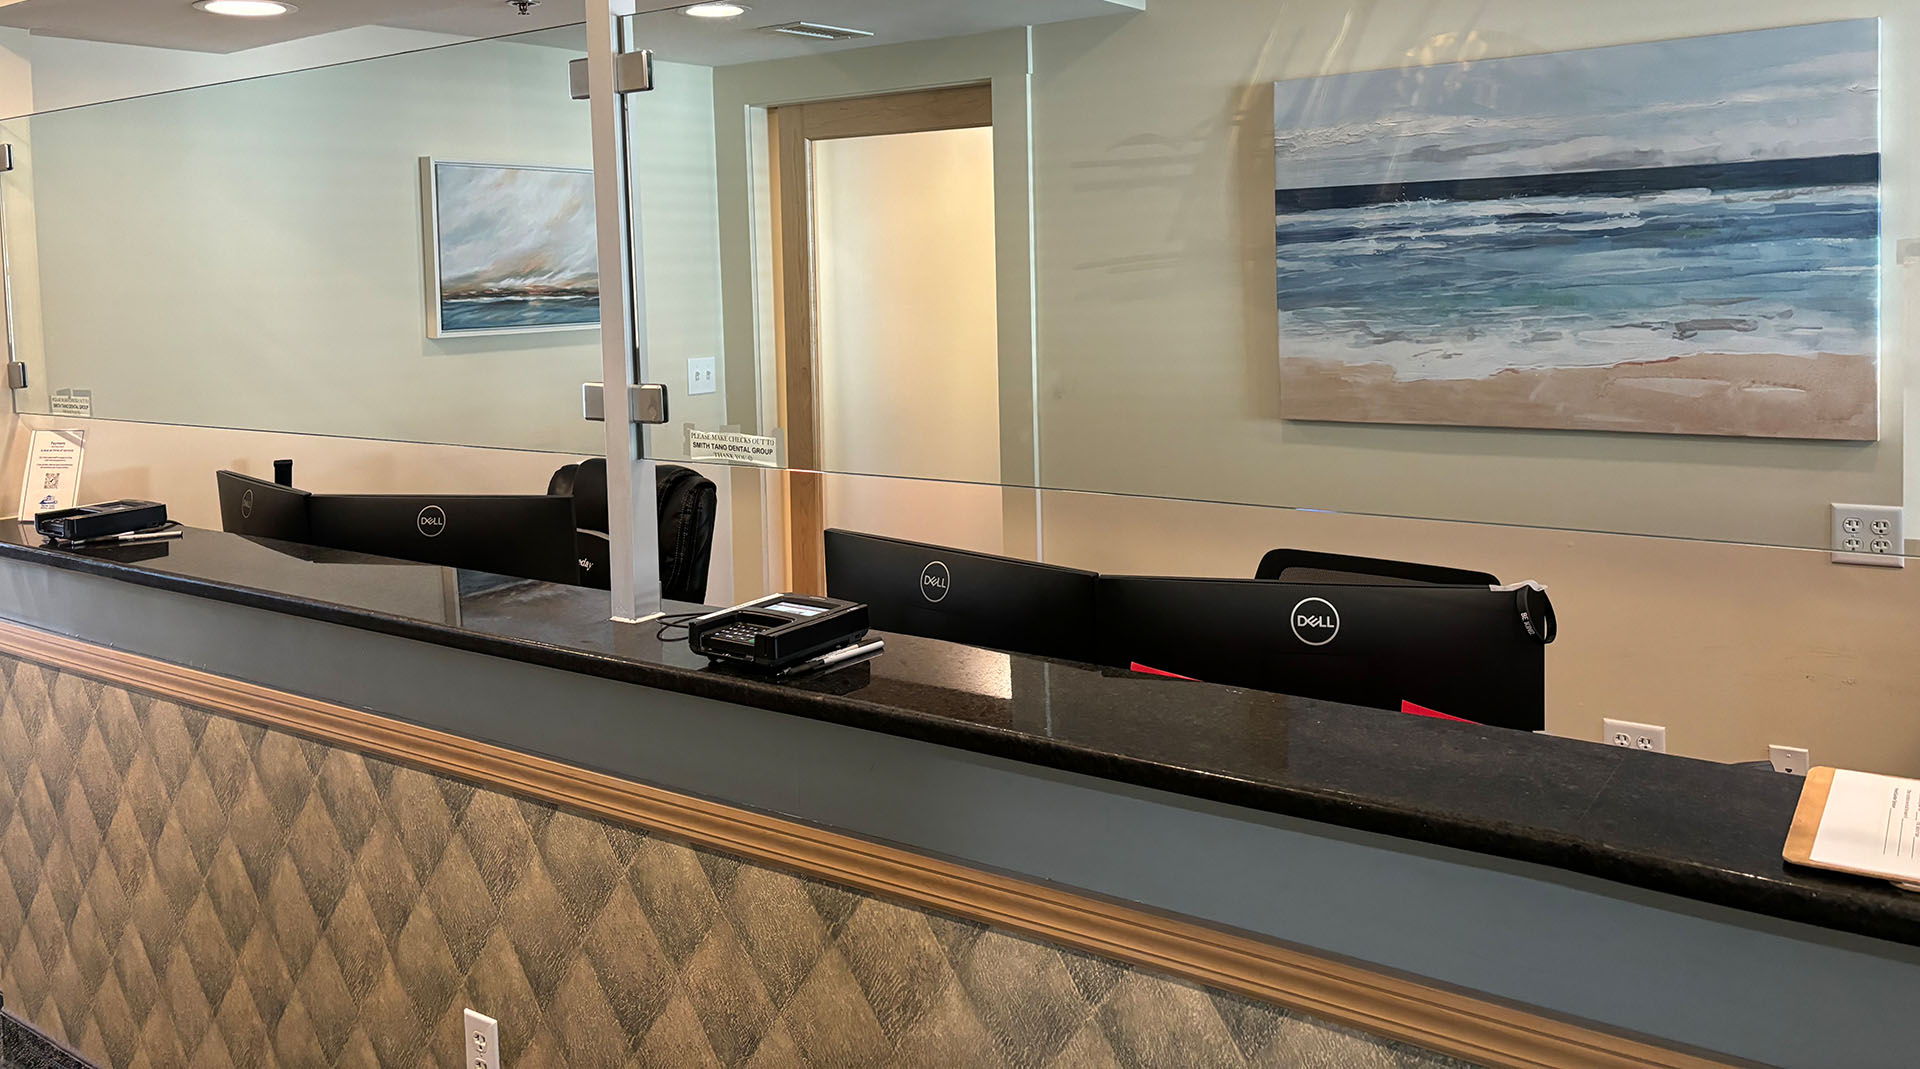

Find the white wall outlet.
xmin=1602 ymin=718 xmax=1667 ymax=753
xmin=1831 ymin=503 xmax=1904 ymax=567
xmin=1769 ymin=745 xmax=1811 ymax=776
xmin=465 ymin=1008 xmax=500 ymax=1069
xmin=687 ymin=356 xmax=718 ymax=396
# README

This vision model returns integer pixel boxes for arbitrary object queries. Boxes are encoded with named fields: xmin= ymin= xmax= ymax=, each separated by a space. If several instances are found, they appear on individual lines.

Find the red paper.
xmin=1401 ymin=700 xmax=1472 ymax=723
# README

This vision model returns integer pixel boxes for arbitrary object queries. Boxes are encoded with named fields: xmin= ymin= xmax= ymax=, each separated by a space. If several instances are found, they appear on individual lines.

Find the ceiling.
xmin=620 ymin=0 xmax=1141 ymax=67
xmin=0 ymin=0 xmax=1140 ymax=58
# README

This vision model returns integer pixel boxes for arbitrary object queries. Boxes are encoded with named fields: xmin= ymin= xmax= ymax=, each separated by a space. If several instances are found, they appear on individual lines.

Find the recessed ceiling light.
xmin=683 ymin=2 xmax=747 ymax=18
xmin=193 ymin=0 xmax=296 ymax=16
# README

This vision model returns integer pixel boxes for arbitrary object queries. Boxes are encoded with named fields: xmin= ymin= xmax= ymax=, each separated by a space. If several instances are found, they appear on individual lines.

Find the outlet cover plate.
xmin=1832 ymin=503 xmax=1904 ymax=567
xmin=1769 ymin=745 xmax=1811 ymax=776
xmin=1603 ymin=717 xmax=1667 ymax=753
xmin=465 ymin=1009 xmax=499 ymax=1069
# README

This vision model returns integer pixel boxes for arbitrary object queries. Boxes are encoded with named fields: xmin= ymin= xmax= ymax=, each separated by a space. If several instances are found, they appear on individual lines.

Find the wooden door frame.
xmin=767 ymin=83 xmax=994 ymax=593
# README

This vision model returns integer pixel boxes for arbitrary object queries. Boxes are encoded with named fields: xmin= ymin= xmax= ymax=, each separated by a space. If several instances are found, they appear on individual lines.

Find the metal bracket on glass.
xmin=582 ymin=382 xmax=668 ymax=425
xmin=0 ymin=145 xmax=13 ymax=173
xmin=5 ymin=363 xmax=24 ymax=390
xmin=569 ymin=50 xmax=653 ymax=100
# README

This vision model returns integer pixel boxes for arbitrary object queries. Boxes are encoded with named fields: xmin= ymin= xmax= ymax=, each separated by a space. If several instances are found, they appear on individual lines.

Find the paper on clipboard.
xmin=1809 ymin=769 xmax=1920 ymax=878
xmin=16 ymin=428 xmax=86 ymax=520
xmin=1785 ymin=767 xmax=1920 ymax=890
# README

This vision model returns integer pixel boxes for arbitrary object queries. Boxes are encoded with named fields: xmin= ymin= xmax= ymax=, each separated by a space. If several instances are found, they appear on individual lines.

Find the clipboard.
xmin=1783 ymin=767 xmax=1920 ymax=892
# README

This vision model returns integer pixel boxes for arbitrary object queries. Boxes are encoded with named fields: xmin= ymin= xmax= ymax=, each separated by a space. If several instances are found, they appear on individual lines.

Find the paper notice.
xmin=688 ymin=429 xmax=779 ymax=468
xmin=1809 ymin=769 xmax=1920 ymax=878
xmin=16 ymin=428 xmax=87 ymax=519
xmin=49 ymin=388 xmax=92 ymax=417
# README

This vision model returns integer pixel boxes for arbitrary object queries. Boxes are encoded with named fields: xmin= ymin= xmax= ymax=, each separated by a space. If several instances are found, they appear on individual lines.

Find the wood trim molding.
xmin=796 ymin=84 xmax=994 ymax=141
xmin=765 ymin=83 xmax=994 ymax=597
xmin=0 ymin=619 xmax=1738 ymax=1069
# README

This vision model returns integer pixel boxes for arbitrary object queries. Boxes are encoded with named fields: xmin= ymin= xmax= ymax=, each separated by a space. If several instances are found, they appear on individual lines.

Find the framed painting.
xmin=1273 ymin=20 xmax=1880 ymax=440
xmin=420 ymin=158 xmax=600 ymax=338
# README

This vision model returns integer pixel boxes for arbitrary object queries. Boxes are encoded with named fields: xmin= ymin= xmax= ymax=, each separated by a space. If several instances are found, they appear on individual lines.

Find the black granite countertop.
xmin=3 ymin=522 xmax=1915 ymax=948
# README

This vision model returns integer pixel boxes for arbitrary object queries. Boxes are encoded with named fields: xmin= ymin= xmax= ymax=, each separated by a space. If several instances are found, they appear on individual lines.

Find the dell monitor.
xmin=824 ymin=529 xmax=1103 ymax=664
xmin=1097 ymin=576 xmax=1547 ymax=730
xmin=308 ymin=493 xmax=579 ymax=585
xmin=216 ymin=470 xmax=313 ymax=543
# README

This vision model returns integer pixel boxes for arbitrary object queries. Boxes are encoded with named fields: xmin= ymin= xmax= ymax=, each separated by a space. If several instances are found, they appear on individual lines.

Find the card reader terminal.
xmin=687 ymin=594 xmax=870 ymax=671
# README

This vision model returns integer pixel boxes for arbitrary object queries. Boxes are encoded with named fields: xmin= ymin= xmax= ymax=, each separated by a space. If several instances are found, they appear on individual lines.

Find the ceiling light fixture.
xmin=192 ymin=0 xmax=296 ymax=16
xmin=683 ymin=2 xmax=748 ymax=18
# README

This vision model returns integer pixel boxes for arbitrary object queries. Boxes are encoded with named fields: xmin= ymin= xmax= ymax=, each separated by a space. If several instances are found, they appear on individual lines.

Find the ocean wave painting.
xmin=424 ymin=160 xmax=600 ymax=337
xmin=1273 ymin=20 xmax=1880 ymax=440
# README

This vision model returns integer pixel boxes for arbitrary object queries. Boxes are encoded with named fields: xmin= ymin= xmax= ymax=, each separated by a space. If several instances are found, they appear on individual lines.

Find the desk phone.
xmin=688 ymin=594 xmax=870 ymax=671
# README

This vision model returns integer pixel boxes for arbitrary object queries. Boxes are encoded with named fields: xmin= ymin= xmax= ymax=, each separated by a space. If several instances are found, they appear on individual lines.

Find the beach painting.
xmin=1273 ymin=20 xmax=1880 ymax=440
xmin=421 ymin=159 xmax=600 ymax=337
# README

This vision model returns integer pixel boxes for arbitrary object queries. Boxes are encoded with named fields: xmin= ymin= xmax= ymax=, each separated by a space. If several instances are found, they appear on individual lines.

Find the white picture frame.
xmin=419 ymin=157 xmax=601 ymax=339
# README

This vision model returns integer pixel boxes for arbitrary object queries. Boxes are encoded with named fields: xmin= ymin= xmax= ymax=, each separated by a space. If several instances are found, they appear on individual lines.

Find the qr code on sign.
xmin=42 ymin=473 xmax=59 ymax=489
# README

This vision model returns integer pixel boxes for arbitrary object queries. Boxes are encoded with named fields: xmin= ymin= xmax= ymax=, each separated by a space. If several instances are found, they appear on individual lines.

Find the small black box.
xmin=35 ymin=500 xmax=169 ymax=543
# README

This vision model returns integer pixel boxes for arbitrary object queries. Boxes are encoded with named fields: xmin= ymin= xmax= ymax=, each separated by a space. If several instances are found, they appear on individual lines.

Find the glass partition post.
xmin=586 ymin=0 xmax=664 ymax=622
xmin=0 ymin=144 xmax=21 ymax=407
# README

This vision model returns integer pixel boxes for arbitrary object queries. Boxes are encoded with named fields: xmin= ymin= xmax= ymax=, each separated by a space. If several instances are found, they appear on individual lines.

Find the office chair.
xmin=548 ymin=459 xmax=718 ymax=601
xmin=1254 ymin=548 xmax=1499 ymax=586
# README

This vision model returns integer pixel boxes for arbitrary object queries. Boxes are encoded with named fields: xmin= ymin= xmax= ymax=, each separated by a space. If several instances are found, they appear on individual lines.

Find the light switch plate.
xmin=687 ymin=357 xmax=718 ymax=396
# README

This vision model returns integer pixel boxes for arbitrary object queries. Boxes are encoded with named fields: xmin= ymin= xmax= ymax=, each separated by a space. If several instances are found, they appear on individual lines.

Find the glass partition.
xmin=3 ymin=25 xmax=608 ymax=455
xmin=621 ymin=0 xmax=1914 ymax=559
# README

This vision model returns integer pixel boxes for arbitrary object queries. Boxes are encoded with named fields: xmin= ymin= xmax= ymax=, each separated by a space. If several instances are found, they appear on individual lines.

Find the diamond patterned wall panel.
xmin=0 ymin=653 xmax=1476 ymax=1068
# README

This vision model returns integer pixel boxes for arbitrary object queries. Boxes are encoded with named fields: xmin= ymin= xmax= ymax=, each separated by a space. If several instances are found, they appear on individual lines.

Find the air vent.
xmin=762 ymin=21 xmax=874 ymax=41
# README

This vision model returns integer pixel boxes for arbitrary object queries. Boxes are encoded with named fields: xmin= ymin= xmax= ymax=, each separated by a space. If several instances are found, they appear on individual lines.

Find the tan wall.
xmin=1033 ymin=489 xmax=1920 ymax=775
xmin=1024 ymin=0 xmax=1915 ymax=551
xmin=816 ymin=127 xmax=1006 ymax=553
xmin=701 ymin=2 xmax=1914 ymax=550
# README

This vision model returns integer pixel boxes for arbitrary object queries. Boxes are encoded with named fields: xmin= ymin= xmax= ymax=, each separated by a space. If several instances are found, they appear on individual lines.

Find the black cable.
xmin=654 ymin=612 xmax=705 ymax=642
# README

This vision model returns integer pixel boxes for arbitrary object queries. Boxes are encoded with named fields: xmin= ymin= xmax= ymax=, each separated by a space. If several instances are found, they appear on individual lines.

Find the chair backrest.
xmin=549 ymin=459 xmax=718 ymax=601
xmin=1253 ymin=548 xmax=1499 ymax=587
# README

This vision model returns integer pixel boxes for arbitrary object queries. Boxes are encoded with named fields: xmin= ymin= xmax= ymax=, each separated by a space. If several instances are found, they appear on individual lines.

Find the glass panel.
xmin=619 ymin=1 xmax=1912 ymax=557
xmin=713 ymin=469 xmax=1920 ymax=773
xmin=0 ymin=7 xmax=596 ymax=114
xmin=5 ymin=25 xmax=605 ymax=455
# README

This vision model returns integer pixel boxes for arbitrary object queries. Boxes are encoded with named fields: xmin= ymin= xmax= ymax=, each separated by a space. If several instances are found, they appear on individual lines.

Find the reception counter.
xmin=0 ymin=524 xmax=1915 ymax=1068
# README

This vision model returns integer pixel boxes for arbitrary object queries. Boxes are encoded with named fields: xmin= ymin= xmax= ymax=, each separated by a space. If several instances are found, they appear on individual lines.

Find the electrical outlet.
xmin=1831 ymin=503 xmax=1904 ymax=567
xmin=1769 ymin=745 xmax=1811 ymax=776
xmin=687 ymin=356 xmax=718 ymax=396
xmin=1602 ymin=718 xmax=1667 ymax=753
xmin=465 ymin=1009 xmax=500 ymax=1069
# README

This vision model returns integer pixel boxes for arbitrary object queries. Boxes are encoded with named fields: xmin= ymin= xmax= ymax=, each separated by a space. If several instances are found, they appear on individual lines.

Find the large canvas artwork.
xmin=421 ymin=159 xmax=600 ymax=337
xmin=1273 ymin=20 xmax=1880 ymax=440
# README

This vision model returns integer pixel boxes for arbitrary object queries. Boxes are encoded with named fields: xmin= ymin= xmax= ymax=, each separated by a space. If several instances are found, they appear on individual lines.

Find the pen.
xmin=68 ymin=527 xmax=184 ymax=548
xmin=778 ymin=638 xmax=885 ymax=679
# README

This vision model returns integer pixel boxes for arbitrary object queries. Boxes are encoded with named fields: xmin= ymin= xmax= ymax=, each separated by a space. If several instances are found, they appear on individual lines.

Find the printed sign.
xmin=17 ymin=428 xmax=86 ymax=519
xmin=687 ymin=429 xmax=779 ymax=468
xmin=49 ymin=388 xmax=92 ymax=417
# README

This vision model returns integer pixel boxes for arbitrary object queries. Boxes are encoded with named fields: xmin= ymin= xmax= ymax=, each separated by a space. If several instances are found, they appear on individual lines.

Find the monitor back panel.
xmin=1097 ymin=576 xmax=1544 ymax=730
xmin=824 ymin=529 xmax=1103 ymax=664
xmin=215 ymin=471 xmax=312 ymax=543
xmin=308 ymin=494 xmax=578 ymax=584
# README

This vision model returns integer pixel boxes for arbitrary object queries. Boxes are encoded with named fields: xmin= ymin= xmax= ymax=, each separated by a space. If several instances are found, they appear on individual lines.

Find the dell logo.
xmin=240 ymin=489 xmax=255 ymax=519
xmin=417 ymin=505 xmax=447 ymax=538
xmin=1290 ymin=597 xmax=1340 ymax=646
xmin=919 ymin=560 xmax=951 ymax=603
